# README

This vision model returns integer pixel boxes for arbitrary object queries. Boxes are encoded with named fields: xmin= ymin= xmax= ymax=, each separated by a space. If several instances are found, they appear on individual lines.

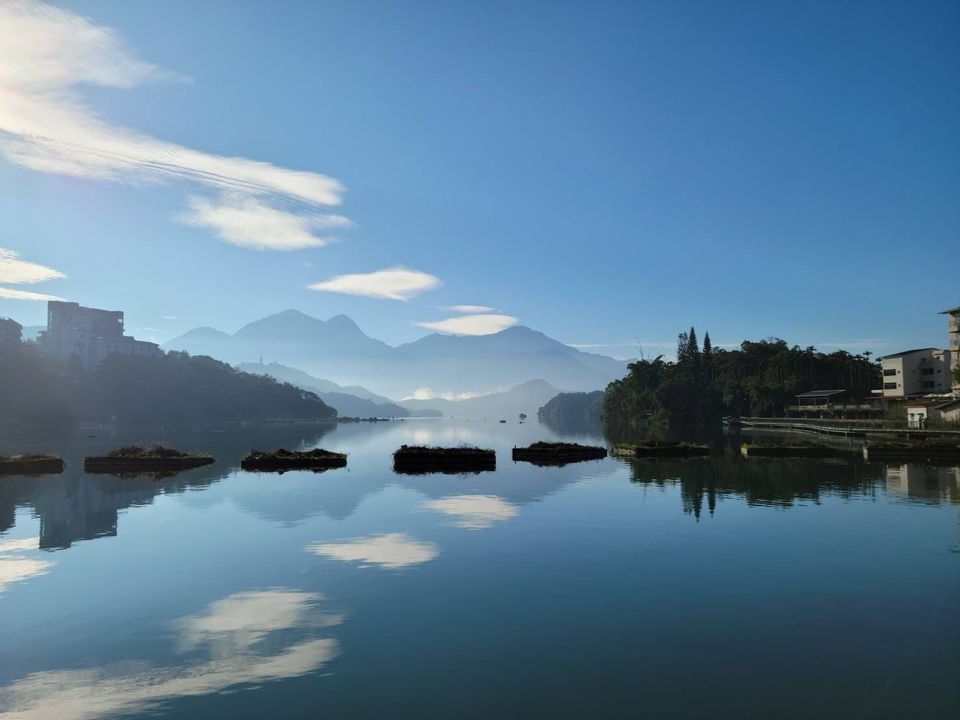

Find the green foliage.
xmin=538 ymin=391 xmax=603 ymax=426
xmin=0 ymin=344 xmax=336 ymax=428
xmin=604 ymin=331 xmax=880 ymax=433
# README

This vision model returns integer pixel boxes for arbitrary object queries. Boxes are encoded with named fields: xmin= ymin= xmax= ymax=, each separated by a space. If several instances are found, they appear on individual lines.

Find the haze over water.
xmin=0 ymin=419 xmax=957 ymax=719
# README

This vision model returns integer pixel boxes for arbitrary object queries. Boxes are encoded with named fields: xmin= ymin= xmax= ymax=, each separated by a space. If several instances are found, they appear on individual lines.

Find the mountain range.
xmin=237 ymin=362 xmax=434 ymax=418
xmin=164 ymin=309 xmax=627 ymax=398
xmin=398 ymin=379 xmax=561 ymax=419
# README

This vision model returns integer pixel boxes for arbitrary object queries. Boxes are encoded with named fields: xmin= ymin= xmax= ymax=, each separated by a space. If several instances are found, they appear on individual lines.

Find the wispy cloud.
xmin=440 ymin=305 xmax=495 ymax=314
xmin=178 ymin=194 xmax=352 ymax=251
xmin=0 ymin=247 xmax=66 ymax=301
xmin=0 ymin=1 xmax=348 ymax=250
xmin=309 ymin=267 xmax=441 ymax=301
xmin=307 ymin=533 xmax=439 ymax=569
xmin=415 ymin=313 xmax=518 ymax=336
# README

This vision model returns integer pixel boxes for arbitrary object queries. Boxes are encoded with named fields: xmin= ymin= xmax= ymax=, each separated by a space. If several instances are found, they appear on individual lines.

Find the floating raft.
xmin=863 ymin=442 xmax=960 ymax=463
xmin=393 ymin=445 xmax=496 ymax=475
xmin=740 ymin=443 xmax=854 ymax=459
xmin=512 ymin=442 xmax=607 ymax=466
xmin=612 ymin=441 xmax=711 ymax=458
xmin=0 ymin=454 xmax=65 ymax=475
xmin=241 ymin=448 xmax=347 ymax=472
xmin=84 ymin=445 xmax=214 ymax=474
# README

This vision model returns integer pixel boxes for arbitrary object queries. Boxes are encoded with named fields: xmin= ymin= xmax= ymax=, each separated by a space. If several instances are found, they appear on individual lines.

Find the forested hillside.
xmin=0 ymin=344 xmax=336 ymax=428
xmin=604 ymin=329 xmax=879 ymax=432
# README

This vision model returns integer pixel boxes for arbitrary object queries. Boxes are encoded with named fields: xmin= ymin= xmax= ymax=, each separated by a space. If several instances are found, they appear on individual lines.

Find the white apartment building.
xmin=880 ymin=348 xmax=953 ymax=398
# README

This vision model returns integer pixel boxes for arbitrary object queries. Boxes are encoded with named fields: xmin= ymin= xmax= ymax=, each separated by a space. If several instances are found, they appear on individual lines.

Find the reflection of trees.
xmin=621 ymin=450 xmax=887 ymax=519
xmin=0 ymin=423 xmax=333 ymax=550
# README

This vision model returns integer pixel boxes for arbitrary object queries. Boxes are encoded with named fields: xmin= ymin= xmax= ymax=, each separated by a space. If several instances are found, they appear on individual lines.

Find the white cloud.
xmin=404 ymin=387 xmax=482 ymax=401
xmin=309 ymin=267 xmax=441 ymax=301
xmin=422 ymin=495 xmax=518 ymax=528
xmin=0 ymin=589 xmax=340 ymax=720
xmin=0 ymin=247 xmax=66 ymax=301
xmin=415 ymin=313 xmax=518 ymax=336
xmin=441 ymin=305 xmax=495 ymax=314
xmin=0 ymin=1 xmax=348 ymax=250
xmin=0 ymin=287 xmax=64 ymax=302
xmin=178 ymin=194 xmax=352 ymax=251
xmin=307 ymin=533 xmax=439 ymax=569
xmin=0 ymin=248 xmax=65 ymax=285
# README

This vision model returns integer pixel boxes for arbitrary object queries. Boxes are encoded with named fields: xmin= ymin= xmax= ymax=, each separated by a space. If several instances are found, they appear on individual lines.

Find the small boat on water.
xmin=0 ymin=454 xmax=65 ymax=475
xmin=612 ymin=441 xmax=711 ymax=458
xmin=84 ymin=445 xmax=214 ymax=474
xmin=512 ymin=442 xmax=607 ymax=466
xmin=393 ymin=445 xmax=496 ymax=475
xmin=241 ymin=448 xmax=347 ymax=472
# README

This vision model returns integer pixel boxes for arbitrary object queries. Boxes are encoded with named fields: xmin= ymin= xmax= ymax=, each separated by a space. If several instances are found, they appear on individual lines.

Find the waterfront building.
xmin=904 ymin=399 xmax=960 ymax=428
xmin=38 ymin=301 xmax=161 ymax=368
xmin=0 ymin=317 xmax=22 ymax=345
xmin=879 ymin=348 xmax=953 ymax=398
xmin=941 ymin=305 xmax=960 ymax=392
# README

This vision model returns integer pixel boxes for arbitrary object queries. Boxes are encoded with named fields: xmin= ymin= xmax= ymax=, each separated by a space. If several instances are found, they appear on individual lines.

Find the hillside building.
xmin=38 ymin=301 xmax=160 ymax=368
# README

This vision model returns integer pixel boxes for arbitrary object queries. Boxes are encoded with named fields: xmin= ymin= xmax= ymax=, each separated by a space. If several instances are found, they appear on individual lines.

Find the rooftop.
xmin=939 ymin=306 xmax=960 ymax=315
xmin=795 ymin=389 xmax=846 ymax=399
xmin=880 ymin=348 xmax=938 ymax=359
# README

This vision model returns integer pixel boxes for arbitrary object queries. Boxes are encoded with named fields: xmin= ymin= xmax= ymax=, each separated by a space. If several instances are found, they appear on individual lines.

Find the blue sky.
xmin=1 ymin=0 xmax=957 ymax=358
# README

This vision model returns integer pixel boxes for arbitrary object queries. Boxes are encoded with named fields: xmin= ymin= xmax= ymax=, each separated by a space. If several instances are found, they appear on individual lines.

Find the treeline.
xmin=604 ymin=328 xmax=880 ymax=431
xmin=538 ymin=391 xmax=603 ymax=432
xmin=0 ymin=344 xmax=336 ymax=428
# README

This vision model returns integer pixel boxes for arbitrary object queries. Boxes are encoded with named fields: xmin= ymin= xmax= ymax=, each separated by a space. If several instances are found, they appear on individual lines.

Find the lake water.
xmin=0 ymin=419 xmax=958 ymax=719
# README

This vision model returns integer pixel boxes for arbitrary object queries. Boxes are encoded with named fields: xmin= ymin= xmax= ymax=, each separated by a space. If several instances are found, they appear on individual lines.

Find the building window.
xmin=883 ymin=382 xmax=898 ymax=390
xmin=921 ymin=368 xmax=934 ymax=375
xmin=883 ymin=369 xmax=896 ymax=376
xmin=921 ymin=381 xmax=935 ymax=389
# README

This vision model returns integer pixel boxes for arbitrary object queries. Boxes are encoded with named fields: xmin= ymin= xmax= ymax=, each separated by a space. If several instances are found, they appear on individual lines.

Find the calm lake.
xmin=0 ymin=419 xmax=958 ymax=719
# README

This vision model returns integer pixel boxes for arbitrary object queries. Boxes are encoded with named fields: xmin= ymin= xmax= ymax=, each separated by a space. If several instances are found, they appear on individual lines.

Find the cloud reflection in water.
xmin=308 ymin=532 xmax=439 ymax=569
xmin=0 ymin=537 xmax=52 ymax=595
xmin=422 ymin=494 xmax=518 ymax=528
xmin=0 ymin=589 xmax=340 ymax=720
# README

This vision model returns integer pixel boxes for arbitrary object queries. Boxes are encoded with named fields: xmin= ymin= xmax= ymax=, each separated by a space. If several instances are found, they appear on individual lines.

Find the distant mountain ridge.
xmin=398 ymin=379 xmax=562 ymax=419
xmin=238 ymin=362 xmax=428 ymax=418
xmin=164 ymin=309 xmax=627 ymax=398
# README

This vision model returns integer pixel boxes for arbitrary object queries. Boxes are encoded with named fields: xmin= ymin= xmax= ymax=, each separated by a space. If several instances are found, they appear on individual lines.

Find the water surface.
xmin=0 ymin=420 xmax=957 ymax=719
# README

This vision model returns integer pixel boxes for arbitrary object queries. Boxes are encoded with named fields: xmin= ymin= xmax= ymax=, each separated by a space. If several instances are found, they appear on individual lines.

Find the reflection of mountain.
xmin=400 ymin=380 xmax=561 ymax=419
xmin=0 ymin=423 xmax=334 ymax=550
xmin=618 ymin=451 xmax=949 ymax=519
xmin=164 ymin=310 xmax=625 ymax=398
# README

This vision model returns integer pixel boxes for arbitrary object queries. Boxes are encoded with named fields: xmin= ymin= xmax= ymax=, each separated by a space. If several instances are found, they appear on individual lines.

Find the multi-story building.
xmin=0 ymin=317 xmax=23 ymax=345
xmin=941 ymin=305 xmax=959 ymax=392
xmin=38 ymin=301 xmax=161 ymax=368
xmin=879 ymin=348 xmax=953 ymax=398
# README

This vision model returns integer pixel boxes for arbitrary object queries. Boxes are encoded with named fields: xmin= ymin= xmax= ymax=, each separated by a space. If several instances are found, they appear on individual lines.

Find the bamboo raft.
xmin=0 ymin=454 xmax=65 ymax=475
xmin=241 ymin=448 xmax=347 ymax=472
xmin=512 ymin=442 xmax=607 ymax=466
xmin=84 ymin=445 xmax=214 ymax=474
xmin=393 ymin=445 xmax=496 ymax=475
